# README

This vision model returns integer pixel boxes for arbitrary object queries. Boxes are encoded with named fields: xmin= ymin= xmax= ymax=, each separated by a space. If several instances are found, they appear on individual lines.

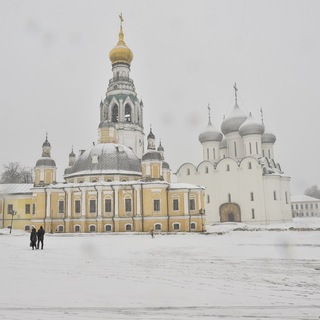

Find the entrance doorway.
xmin=219 ymin=203 xmax=241 ymax=222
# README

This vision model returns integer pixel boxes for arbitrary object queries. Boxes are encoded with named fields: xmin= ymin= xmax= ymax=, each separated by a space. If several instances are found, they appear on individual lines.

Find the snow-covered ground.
xmin=1 ymin=218 xmax=320 ymax=319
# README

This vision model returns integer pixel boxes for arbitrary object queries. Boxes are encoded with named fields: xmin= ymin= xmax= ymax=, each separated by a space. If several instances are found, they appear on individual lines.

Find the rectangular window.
xmin=250 ymin=192 xmax=254 ymax=201
xmin=234 ymin=142 xmax=237 ymax=157
xmin=7 ymin=204 xmax=13 ymax=214
xmin=291 ymin=205 xmax=293 ymax=210
xmin=273 ymin=191 xmax=277 ymax=200
xmin=249 ymin=142 xmax=252 ymax=154
xmin=252 ymin=209 xmax=255 ymax=219
xmin=207 ymin=195 xmax=210 ymax=204
xmin=154 ymin=199 xmax=160 ymax=211
xmin=59 ymin=200 xmax=65 ymax=214
xmin=311 ymin=204 xmax=313 ymax=209
xmin=228 ymin=193 xmax=231 ymax=202
xmin=173 ymin=199 xmax=179 ymax=211
xmin=316 ymin=204 xmax=319 ymax=209
xmin=90 ymin=199 xmax=96 ymax=213
xmin=295 ymin=204 xmax=298 ymax=209
xmin=105 ymin=199 xmax=112 ymax=213
xmin=32 ymin=204 xmax=35 ymax=215
xmin=305 ymin=204 xmax=308 ymax=209
xmin=285 ymin=192 xmax=288 ymax=204
xmin=75 ymin=200 xmax=81 ymax=214
xmin=213 ymin=148 xmax=215 ymax=159
xmin=25 ymin=204 xmax=31 ymax=214
xmin=256 ymin=142 xmax=258 ymax=154
xmin=125 ymin=198 xmax=132 ymax=212
xmin=189 ymin=199 xmax=195 ymax=211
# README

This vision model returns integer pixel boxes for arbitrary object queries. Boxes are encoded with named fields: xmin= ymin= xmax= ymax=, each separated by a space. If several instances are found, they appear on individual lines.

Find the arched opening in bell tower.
xmin=125 ymin=104 xmax=132 ymax=122
xmin=112 ymin=105 xmax=119 ymax=122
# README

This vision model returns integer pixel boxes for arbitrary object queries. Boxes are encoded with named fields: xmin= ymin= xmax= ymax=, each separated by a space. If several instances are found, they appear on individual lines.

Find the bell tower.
xmin=100 ymin=14 xmax=144 ymax=158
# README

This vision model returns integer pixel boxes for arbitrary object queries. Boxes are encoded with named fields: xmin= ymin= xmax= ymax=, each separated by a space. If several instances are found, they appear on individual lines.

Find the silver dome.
xmin=142 ymin=150 xmax=162 ymax=161
xmin=219 ymin=137 xmax=227 ymax=149
xmin=262 ymin=130 xmax=276 ymax=144
xmin=198 ymin=120 xmax=223 ymax=143
xmin=239 ymin=113 xmax=265 ymax=136
xmin=221 ymin=103 xmax=247 ymax=135
xmin=36 ymin=158 xmax=56 ymax=167
xmin=162 ymin=161 xmax=170 ymax=170
xmin=64 ymin=143 xmax=141 ymax=177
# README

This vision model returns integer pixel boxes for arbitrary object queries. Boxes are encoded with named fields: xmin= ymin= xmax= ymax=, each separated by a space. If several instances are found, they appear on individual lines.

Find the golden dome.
xmin=109 ymin=26 xmax=133 ymax=65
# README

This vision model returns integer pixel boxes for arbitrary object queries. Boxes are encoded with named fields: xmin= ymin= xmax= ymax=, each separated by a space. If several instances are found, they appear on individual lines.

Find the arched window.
xmin=207 ymin=148 xmax=209 ymax=160
xmin=173 ymin=223 xmax=180 ymax=231
xmin=24 ymin=225 xmax=30 ymax=231
xmin=226 ymin=164 xmax=230 ymax=171
xmin=89 ymin=225 xmax=96 ymax=232
xmin=58 ymin=225 xmax=64 ymax=233
xmin=125 ymin=104 xmax=132 ymax=122
xmin=105 ymin=224 xmax=112 ymax=232
xmin=190 ymin=222 xmax=196 ymax=230
xmin=112 ymin=105 xmax=119 ymax=122
xmin=187 ymin=168 xmax=190 ymax=175
xmin=125 ymin=224 xmax=132 ymax=231
xmin=74 ymin=225 xmax=80 ymax=232
xmin=154 ymin=223 xmax=162 ymax=231
xmin=273 ymin=191 xmax=277 ymax=200
xmin=205 ymin=166 xmax=209 ymax=174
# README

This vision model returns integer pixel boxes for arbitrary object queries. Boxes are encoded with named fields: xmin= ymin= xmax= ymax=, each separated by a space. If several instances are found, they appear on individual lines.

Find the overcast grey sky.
xmin=0 ymin=0 xmax=319 ymax=194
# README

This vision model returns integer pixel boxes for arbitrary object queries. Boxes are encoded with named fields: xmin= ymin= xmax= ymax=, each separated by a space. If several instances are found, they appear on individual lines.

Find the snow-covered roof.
xmin=291 ymin=194 xmax=320 ymax=203
xmin=0 ymin=184 xmax=34 ymax=194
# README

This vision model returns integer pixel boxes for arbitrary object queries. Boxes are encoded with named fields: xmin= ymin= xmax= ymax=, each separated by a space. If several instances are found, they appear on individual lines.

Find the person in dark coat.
xmin=30 ymin=227 xmax=37 ymax=250
xmin=36 ymin=226 xmax=45 ymax=249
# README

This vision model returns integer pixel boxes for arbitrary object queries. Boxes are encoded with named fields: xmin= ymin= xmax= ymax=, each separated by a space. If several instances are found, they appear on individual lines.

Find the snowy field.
xmin=1 ymin=218 xmax=320 ymax=320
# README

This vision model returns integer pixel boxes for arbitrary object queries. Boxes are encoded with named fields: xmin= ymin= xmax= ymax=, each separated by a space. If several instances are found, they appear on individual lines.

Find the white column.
xmin=134 ymin=185 xmax=141 ymax=216
xmin=46 ymin=190 xmax=51 ymax=218
xmin=113 ymin=186 xmax=119 ymax=217
xmin=97 ymin=188 xmax=102 ymax=218
xmin=67 ymin=189 xmax=72 ymax=218
xmin=81 ymin=190 xmax=86 ymax=217
xmin=184 ymin=192 xmax=189 ymax=216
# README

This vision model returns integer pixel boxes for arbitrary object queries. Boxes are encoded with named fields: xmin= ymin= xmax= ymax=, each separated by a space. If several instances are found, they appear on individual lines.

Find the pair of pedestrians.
xmin=30 ymin=226 xmax=45 ymax=250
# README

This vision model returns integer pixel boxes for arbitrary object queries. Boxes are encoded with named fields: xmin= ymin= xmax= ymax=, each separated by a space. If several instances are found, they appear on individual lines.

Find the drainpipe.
xmin=1 ymin=196 xmax=5 ymax=229
xmin=130 ymin=184 xmax=135 ymax=231
xmin=188 ymin=189 xmax=191 ymax=232
xmin=111 ymin=185 xmax=115 ymax=232
xmin=166 ymin=185 xmax=170 ymax=232
xmin=93 ymin=185 xmax=99 ymax=230
xmin=141 ymin=183 xmax=144 ymax=232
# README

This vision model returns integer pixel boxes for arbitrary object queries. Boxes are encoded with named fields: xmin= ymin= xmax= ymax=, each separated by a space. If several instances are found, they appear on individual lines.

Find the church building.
xmin=176 ymin=85 xmax=292 ymax=225
xmin=0 ymin=17 xmax=205 ymax=233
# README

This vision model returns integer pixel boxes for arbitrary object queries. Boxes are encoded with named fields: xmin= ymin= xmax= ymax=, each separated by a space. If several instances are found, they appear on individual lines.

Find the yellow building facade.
xmin=0 ymin=18 xmax=205 ymax=233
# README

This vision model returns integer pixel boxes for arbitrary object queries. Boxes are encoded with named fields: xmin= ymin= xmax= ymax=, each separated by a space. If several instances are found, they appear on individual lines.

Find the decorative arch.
xmin=219 ymin=203 xmax=241 ymax=222
xmin=124 ymin=103 xmax=132 ymax=122
xmin=154 ymin=223 xmax=162 ymax=231
xmin=89 ymin=224 xmax=96 ymax=232
xmin=111 ymin=104 xmax=119 ymax=122
xmin=74 ymin=225 xmax=81 ymax=233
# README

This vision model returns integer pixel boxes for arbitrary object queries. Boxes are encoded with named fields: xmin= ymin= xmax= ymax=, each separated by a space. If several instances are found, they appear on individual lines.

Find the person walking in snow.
xmin=150 ymin=228 xmax=154 ymax=239
xmin=30 ymin=227 xmax=37 ymax=250
xmin=36 ymin=226 xmax=45 ymax=249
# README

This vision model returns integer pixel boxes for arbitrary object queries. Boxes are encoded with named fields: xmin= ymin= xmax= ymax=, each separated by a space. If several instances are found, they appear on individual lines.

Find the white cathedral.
xmin=176 ymin=86 xmax=292 ymax=225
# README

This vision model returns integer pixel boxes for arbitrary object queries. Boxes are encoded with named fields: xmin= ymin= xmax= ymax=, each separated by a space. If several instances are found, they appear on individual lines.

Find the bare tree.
xmin=304 ymin=185 xmax=320 ymax=199
xmin=0 ymin=162 xmax=34 ymax=183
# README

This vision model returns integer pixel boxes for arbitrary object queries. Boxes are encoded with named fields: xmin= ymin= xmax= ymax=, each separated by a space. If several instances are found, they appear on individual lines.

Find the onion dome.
xmin=69 ymin=148 xmax=76 ymax=158
xmin=221 ymin=103 xmax=247 ymax=135
xmin=147 ymin=128 xmax=155 ymax=140
xmin=262 ymin=128 xmax=276 ymax=144
xmin=199 ymin=119 xmax=223 ymax=143
xmin=42 ymin=137 xmax=51 ymax=147
xmin=64 ymin=143 xmax=141 ymax=178
xmin=36 ymin=158 xmax=56 ymax=167
xmin=239 ymin=112 xmax=265 ymax=136
xmin=157 ymin=141 xmax=164 ymax=152
xmin=109 ymin=26 xmax=133 ymax=66
xmin=219 ymin=137 xmax=227 ymax=149
xmin=162 ymin=161 xmax=170 ymax=170
xmin=142 ymin=150 xmax=162 ymax=161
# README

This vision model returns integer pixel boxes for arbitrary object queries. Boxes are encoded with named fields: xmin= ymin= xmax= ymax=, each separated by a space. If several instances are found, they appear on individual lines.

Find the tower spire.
xmin=207 ymin=103 xmax=211 ymax=122
xmin=260 ymin=107 xmax=264 ymax=125
xmin=233 ymin=82 xmax=238 ymax=104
